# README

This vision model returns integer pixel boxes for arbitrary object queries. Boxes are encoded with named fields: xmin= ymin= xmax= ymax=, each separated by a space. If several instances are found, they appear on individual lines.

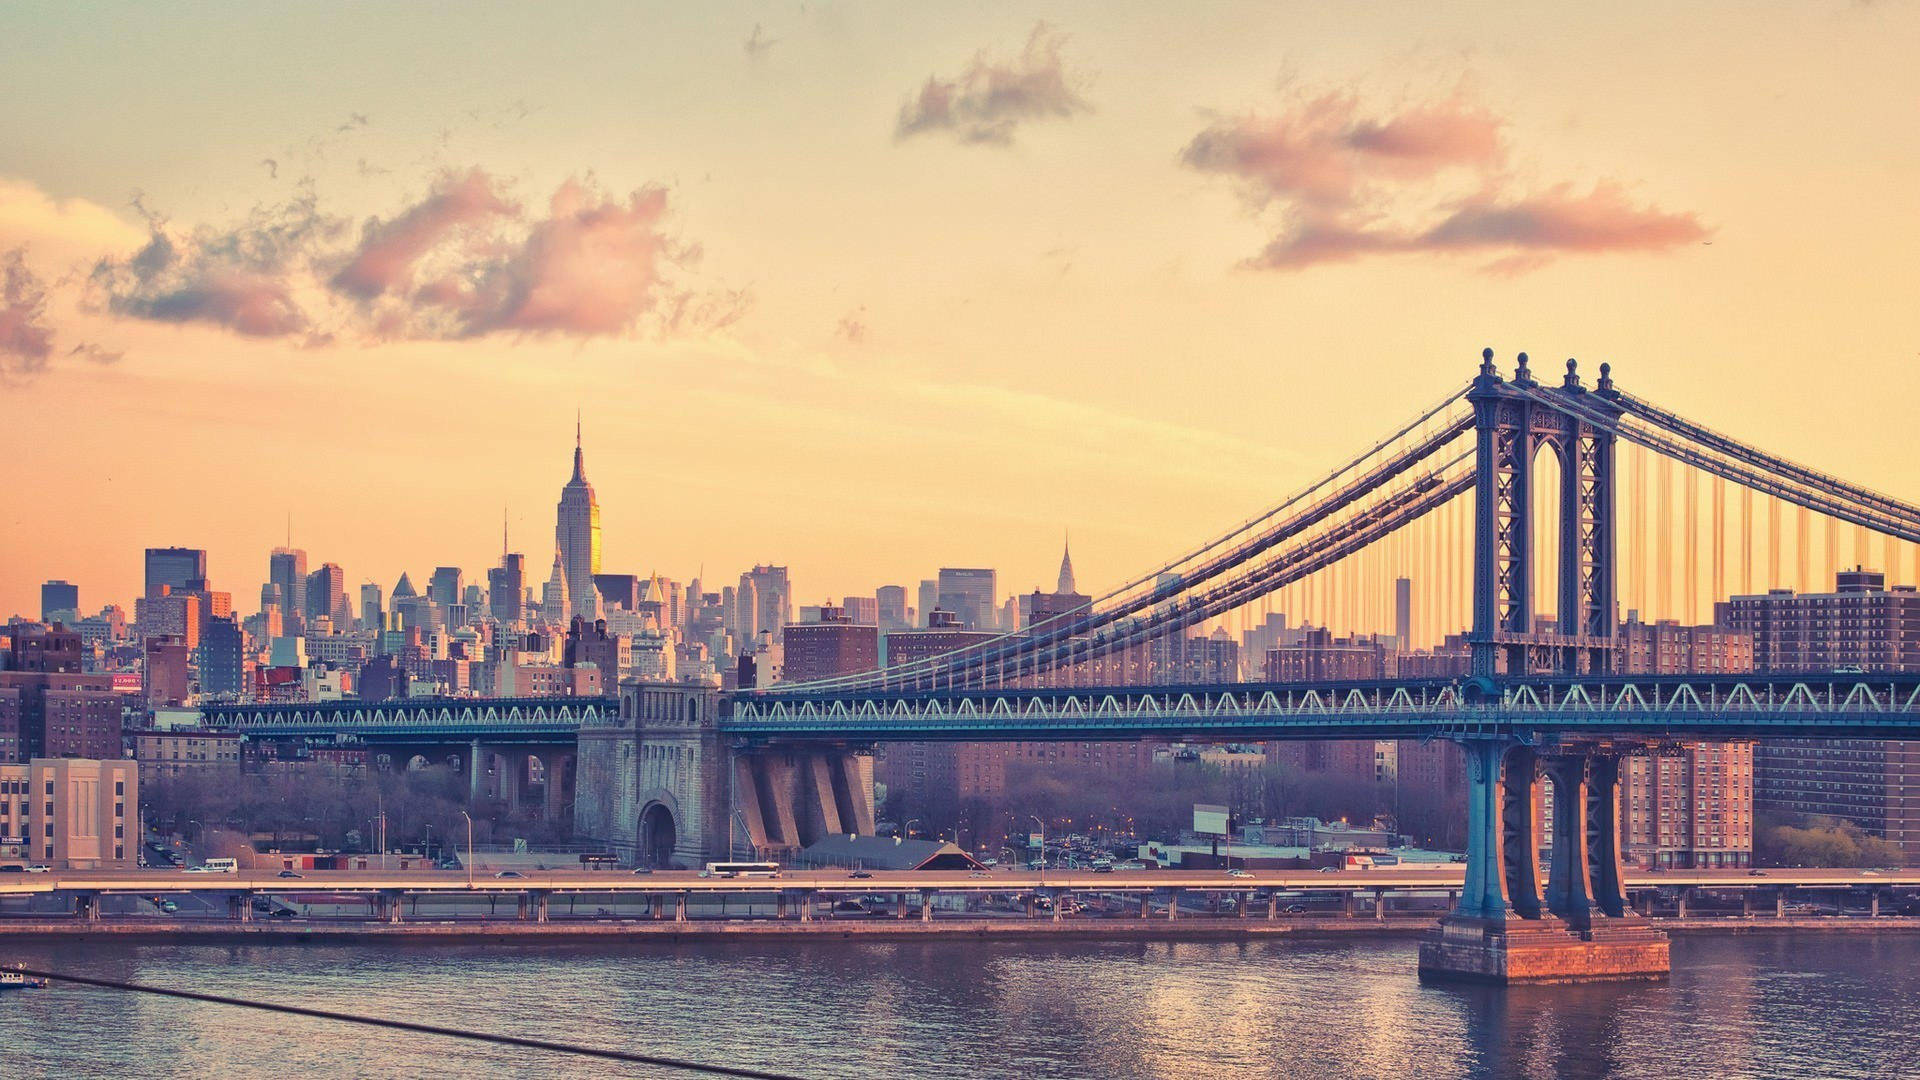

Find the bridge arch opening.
xmin=639 ymin=803 xmax=677 ymax=868
xmin=1531 ymin=437 xmax=1563 ymax=632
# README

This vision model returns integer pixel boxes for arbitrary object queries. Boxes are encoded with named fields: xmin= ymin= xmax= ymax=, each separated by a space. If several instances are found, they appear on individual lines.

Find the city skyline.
xmin=7 ymin=3 xmax=1920 ymax=620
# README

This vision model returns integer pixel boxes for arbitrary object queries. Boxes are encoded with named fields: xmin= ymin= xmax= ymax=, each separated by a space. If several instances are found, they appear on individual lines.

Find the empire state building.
xmin=556 ymin=420 xmax=601 ymax=621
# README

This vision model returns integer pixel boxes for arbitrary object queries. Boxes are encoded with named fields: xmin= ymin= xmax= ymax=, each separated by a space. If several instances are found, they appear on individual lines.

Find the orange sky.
xmin=3 ymin=2 xmax=1917 ymax=622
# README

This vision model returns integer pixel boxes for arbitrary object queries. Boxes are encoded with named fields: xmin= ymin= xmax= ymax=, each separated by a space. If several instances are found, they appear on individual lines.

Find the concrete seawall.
xmin=1 ymin=916 xmax=1916 ymax=945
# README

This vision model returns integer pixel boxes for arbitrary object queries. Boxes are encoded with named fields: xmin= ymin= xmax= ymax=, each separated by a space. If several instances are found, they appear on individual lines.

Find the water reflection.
xmin=0 ymin=936 xmax=1914 ymax=1077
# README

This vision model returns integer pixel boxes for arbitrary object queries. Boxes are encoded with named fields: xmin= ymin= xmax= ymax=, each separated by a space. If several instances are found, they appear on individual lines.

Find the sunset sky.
xmin=3 ymin=2 xmax=1917 ymax=619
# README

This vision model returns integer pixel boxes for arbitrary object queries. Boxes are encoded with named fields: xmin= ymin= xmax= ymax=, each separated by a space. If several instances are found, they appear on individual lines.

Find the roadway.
xmin=4 ymin=865 xmax=1914 ymax=897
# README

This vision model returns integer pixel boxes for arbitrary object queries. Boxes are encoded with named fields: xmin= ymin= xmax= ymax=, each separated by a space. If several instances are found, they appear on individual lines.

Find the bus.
xmin=703 ymin=862 xmax=781 ymax=879
xmin=192 ymin=858 xmax=239 ymax=873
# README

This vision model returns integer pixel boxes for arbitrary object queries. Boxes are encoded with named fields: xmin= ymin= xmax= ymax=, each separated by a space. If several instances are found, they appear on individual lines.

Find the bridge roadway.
xmin=5 ymin=866 xmax=1913 ymax=897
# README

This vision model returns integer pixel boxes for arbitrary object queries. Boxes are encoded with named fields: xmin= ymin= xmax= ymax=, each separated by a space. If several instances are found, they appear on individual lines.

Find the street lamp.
xmin=1029 ymin=815 xmax=1046 ymax=887
xmin=458 ymin=810 xmax=474 ymax=888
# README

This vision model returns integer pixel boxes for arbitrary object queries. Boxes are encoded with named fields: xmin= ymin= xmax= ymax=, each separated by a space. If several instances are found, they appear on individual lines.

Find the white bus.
xmin=190 ymin=858 xmax=239 ymax=873
xmin=703 ymin=861 xmax=780 ymax=879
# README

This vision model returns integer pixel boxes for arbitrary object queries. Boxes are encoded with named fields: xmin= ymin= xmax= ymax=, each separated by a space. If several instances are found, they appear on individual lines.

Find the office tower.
xmin=145 ymin=547 xmax=208 ymax=597
xmin=429 ymin=567 xmax=464 ymax=608
xmin=305 ymin=562 xmax=347 ymax=627
xmin=360 ymin=582 xmax=385 ymax=635
xmin=40 ymin=580 xmax=78 ymax=625
xmin=593 ymin=574 xmax=641 ymax=613
xmin=876 ymin=585 xmax=909 ymax=630
xmin=269 ymin=547 xmax=308 ymax=634
xmin=937 ymin=568 xmax=998 ymax=631
xmin=917 ymin=580 xmax=939 ymax=627
xmin=1394 ymin=577 xmax=1412 ymax=650
xmin=841 ymin=595 xmax=879 ymax=626
xmin=489 ymin=553 xmax=526 ymax=627
xmin=1057 ymin=537 xmax=1077 ymax=594
xmin=740 ymin=566 xmax=791 ymax=643
xmin=543 ymin=552 xmax=570 ymax=624
xmin=143 ymin=636 xmax=192 ymax=707
xmin=556 ymin=420 xmax=602 ymax=622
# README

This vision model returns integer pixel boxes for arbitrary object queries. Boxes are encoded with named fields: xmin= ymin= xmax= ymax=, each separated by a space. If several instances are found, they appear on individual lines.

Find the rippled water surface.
xmin=2 ymin=934 xmax=1917 ymax=1078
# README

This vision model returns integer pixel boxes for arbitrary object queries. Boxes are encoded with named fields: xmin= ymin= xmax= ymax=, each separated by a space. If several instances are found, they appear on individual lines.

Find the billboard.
xmin=1193 ymin=804 xmax=1230 ymax=837
xmin=1028 ymin=833 xmax=1045 ymax=848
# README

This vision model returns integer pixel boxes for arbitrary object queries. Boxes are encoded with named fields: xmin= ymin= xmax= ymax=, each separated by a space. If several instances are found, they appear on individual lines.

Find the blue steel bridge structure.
xmin=213 ymin=350 xmax=1920 ymax=959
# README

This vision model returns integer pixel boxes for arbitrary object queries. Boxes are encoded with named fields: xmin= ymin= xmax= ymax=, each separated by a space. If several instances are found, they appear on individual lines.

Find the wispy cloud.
xmin=895 ymin=23 xmax=1091 ymax=146
xmin=1184 ymin=83 xmax=1706 ymax=272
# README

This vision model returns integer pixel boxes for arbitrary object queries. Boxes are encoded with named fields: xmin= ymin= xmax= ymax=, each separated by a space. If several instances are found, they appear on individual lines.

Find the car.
xmin=969 ymin=870 xmax=991 ymax=878
xmin=1284 ymin=903 xmax=1307 ymax=914
xmin=277 ymin=870 xmax=303 ymax=879
xmin=23 ymin=865 xmax=50 ymax=874
xmin=1747 ymin=868 xmax=1767 ymax=876
xmin=630 ymin=867 xmax=653 ymax=875
xmin=159 ymin=900 xmax=179 ymax=913
xmin=269 ymin=908 xmax=295 ymax=919
xmin=1226 ymin=868 xmax=1253 ymax=879
xmin=0 ymin=865 xmax=23 ymax=873
xmin=848 ymin=870 xmax=873 ymax=879
xmin=184 ymin=866 xmax=218 ymax=873
xmin=1093 ymin=864 xmax=1114 ymax=873
xmin=494 ymin=870 xmax=524 ymax=879
xmin=1318 ymin=866 xmax=1340 ymax=874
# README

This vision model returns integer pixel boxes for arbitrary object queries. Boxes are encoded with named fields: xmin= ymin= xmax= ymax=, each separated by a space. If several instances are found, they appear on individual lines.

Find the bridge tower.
xmin=1467 ymin=349 xmax=1622 ymax=678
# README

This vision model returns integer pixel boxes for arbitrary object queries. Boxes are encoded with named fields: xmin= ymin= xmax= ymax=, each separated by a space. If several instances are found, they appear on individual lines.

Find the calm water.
xmin=1 ymin=935 xmax=1916 ymax=1079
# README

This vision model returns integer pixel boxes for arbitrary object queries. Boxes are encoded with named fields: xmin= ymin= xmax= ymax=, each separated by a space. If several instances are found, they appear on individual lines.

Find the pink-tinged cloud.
xmin=330 ymin=167 xmax=514 ymax=300
xmin=0 ymin=248 xmax=55 ymax=380
xmin=1251 ymin=183 xmax=1709 ymax=270
xmin=1187 ymin=83 xmax=1706 ymax=273
xmin=896 ymin=23 xmax=1091 ymax=146
xmin=418 ymin=180 xmax=683 ymax=338
xmin=1182 ymin=92 xmax=1503 ymax=210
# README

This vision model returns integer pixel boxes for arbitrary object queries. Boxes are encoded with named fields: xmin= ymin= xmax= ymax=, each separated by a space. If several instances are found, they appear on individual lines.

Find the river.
xmin=1 ymin=934 xmax=1915 ymax=1078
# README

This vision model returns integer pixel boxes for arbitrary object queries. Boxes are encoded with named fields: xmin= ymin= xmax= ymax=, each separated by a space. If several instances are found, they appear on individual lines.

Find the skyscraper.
xmin=305 ymin=562 xmax=347 ymax=627
xmin=937 ymin=568 xmax=998 ymax=631
xmin=555 ymin=419 xmax=602 ymax=622
xmin=360 ymin=581 xmax=385 ymax=634
xmin=145 ymin=547 xmax=208 ymax=597
xmin=40 ymin=580 xmax=78 ymax=625
xmin=269 ymin=548 xmax=308 ymax=634
xmin=429 ymin=567 xmax=463 ymax=608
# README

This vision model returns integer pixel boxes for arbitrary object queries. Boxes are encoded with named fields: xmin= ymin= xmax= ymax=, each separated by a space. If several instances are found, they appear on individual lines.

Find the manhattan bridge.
xmin=218 ymin=349 xmax=1920 ymax=979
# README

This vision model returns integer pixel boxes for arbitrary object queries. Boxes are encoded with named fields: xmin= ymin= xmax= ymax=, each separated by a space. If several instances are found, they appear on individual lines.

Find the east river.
xmin=1 ymin=934 xmax=1916 ymax=1078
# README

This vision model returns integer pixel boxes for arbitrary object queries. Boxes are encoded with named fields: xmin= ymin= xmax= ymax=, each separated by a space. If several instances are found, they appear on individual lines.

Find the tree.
xmin=1756 ymin=814 xmax=1904 ymax=868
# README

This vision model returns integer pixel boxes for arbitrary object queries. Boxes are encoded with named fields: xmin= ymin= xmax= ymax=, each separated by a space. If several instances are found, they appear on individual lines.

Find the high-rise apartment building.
xmin=555 ymin=424 xmax=602 ymax=622
xmin=197 ymin=615 xmax=246 ymax=700
xmin=0 ymin=627 xmax=121 ymax=761
xmin=1720 ymin=568 xmax=1920 ymax=860
xmin=784 ymin=607 xmax=880 ymax=683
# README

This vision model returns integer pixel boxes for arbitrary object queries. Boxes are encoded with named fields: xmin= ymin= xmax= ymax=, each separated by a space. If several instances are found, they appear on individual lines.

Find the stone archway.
xmin=639 ymin=802 xmax=678 ymax=868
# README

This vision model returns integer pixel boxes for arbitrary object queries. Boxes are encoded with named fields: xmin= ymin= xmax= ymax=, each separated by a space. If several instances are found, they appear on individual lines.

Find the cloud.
xmin=1184 ymin=83 xmax=1705 ymax=272
xmin=77 ymin=169 xmax=737 ymax=347
xmin=895 ymin=23 xmax=1091 ymax=146
xmin=836 ymin=307 xmax=867 ymax=344
xmin=0 ymin=248 xmax=55 ymax=380
xmin=744 ymin=24 xmax=777 ymax=60
xmin=90 ymin=186 xmax=342 ymax=337
xmin=330 ymin=167 xmax=515 ymax=300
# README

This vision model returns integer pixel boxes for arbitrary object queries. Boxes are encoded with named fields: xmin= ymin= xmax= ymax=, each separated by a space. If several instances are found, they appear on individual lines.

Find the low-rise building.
xmin=0 ymin=758 xmax=138 ymax=869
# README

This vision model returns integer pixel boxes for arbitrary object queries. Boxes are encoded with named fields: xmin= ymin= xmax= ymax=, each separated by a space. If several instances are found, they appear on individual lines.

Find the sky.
xmin=2 ymin=1 xmax=1918 ymax=620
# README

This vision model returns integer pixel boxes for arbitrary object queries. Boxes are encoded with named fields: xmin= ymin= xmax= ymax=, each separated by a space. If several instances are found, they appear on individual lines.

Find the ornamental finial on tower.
xmin=1513 ymin=351 xmax=1533 ymax=386
xmin=1597 ymin=361 xmax=1615 ymax=395
xmin=1479 ymin=346 xmax=1496 ymax=378
xmin=1564 ymin=357 xmax=1582 ymax=389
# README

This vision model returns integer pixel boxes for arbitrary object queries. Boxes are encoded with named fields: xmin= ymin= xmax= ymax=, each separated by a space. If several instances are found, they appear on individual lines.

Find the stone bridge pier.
xmin=1419 ymin=737 xmax=1669 ymax=983
xmin=572 ymin=681 xmax=876 ymax=869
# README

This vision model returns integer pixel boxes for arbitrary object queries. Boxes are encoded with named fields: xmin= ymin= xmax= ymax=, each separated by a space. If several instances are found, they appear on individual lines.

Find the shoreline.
xmin=1 ymin=916 xmax=1915 ymax=945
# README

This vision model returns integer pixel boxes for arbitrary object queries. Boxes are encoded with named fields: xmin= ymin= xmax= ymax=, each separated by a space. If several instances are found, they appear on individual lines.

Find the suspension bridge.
xmin=696 ymin=348 xmax=1920 ymax=981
